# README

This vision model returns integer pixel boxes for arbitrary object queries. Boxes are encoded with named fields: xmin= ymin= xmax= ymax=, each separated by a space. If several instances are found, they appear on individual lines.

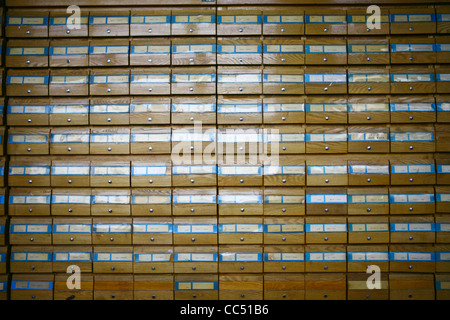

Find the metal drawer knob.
xmin=111 ymin=267 xmax=115 ymax=271
xmin=189 ymin=87 xmax=194 ymax=92
xmin=282 ymin=266 xmax=286 ymax=270
xmin=367 ymin=116 xmax=371 ymax=120
xmin=151 ymin=237 xmax=154 ymax=241
xmin=148 ymin=146 xmax=152 ymax=151
xmin=409 ymin=207 xmax=413 ymax=211
xmin=106 ymin=59 xmax=111 ymax=63
xmin=191 ymin=238 xmax=195 ymax=242
xmin=29 ymin=209 xmax=33 ymax=212
xmin=68 ymin=180 xmax=72 ymax=184
xmin=190 ymin=146 xmax=194 ymax=151
xmin=240 ymin=237 xmax=244 ymax=241
xmin=240 ymin=208 xmax=245 ymax=212
xmin=366 ymin=28 xmax=370 ymax=32
xmin=367 ymin=236 xmax=371 ymax=240
xmin=325 ymin=116 xmax=329 ymax=120
xmin=367 ymin=146 xmax=371 ymax=150
xmin=409 ymin=146 xmax=413 ymax=150
xmin=239 ymin=117 xmax=244 ymax=121
xmin=325 ymin=179 xmax=329 ymax=183
xmin=324 ymin=266 xmax=328 ymax=270
xmin=367 ymin=87 xmax=371 ymax=91
xmin=282 ymin=116 xmax=286 ymax=121
xmin=239 ymin=28 xmax=243 ymax=32
xmin=67 ymin=59 xmax=71 ymax=63
xmin=282 ymin=146 xmax=286 ymax=151
xmin=26 ymin=60 xmax=31 ymax=64
xmin=148 ymin=28 xmax=152 ymax=33
xmin=70 ymin=237 xmax=74 ymax=241
xmin=148 ymin=59 xmax=152 ymax=63
xmin=325 ymin=146 xmax=329 ymax=150
xmin=191 ymin=208 xmax=195 ymax=212
xmin=31 ymin=295 xmax=36 ymax=299
xmin=239 ymin=58 xmax=243 ymax=62
xmin=409 ymin=56 xmax=413 ymax=61
xmin=152 ymin=295 xmax=156 ymax=299
xmin=408 ymin=265 xmax=413 ymax=269
xmin=67 ymin=118 xmax=72 ymax=123
xmin=30 ymin=238 xmax=34 ymax=242
xmin=324 ymin=87 xmax=328 ymax=91
xmin=409 ymin=87 xmax=413 ymax=91
xmin=108 ymin=209 xmax=113 ymax=213
xmin=152 ymin=267 xmax=155 ymax=270
xmin=323 ymin=58 xmax=328 ymax=62
xmin=190 ymin=179 xmax=195 ymax=183
xmin=281 ymin=28 xmax=285 ymax=32
xmin=193 ymin=295 xmax=197 ymax=299
xmin=281 ymin=58 xmax=286 ymax=62
xmin=282 ymin=208 xmax=286 ymax=212
xmin=107 ymin=88 xmax=111 ymax=92
xmin=108 ymin=180 xmax=112 ymax=184
xmin=282 ymin=179 xmax=286 ymax=183
xmin=367 ymin=57 xmax=371 ymax=61
xmin=149 ymin=209 xmax=153 ymax=213
xmin=106 ymin=29 xmax=111 ymax=33
xmin=240 ymin=266 xmax=244 ymax=270
xmin=324 ymin=28 xmax=328 ymax=32
xmin=409 ymin=27 xmax=413 ymax=31
xmin=409 ymin=116 xmax=413 ymax=120
xmin=149 ymin=180 xmax=153 ymax=184
xmin=367 ymin=208 xmax=371 ymax=212
xmin=239 ymin=87 xmax=243 ymax=91
xmin=324 ymin=208 xmax=329 ymax=212
xmin=27 ymin=89 xmax=31 ymax=94
xmin=68 ymin=208 xmax=73 ymax=213
xmin=148 ymin=117 xmax=152 ymax=122
xmin=148 ymin=88 xmax=152 ymax=92
xmin=241 ymin=294 xmax=245 ymax=298
xmin=409 ymin=178 xmax=413 ymax=182
xmin=189 ymin=58 xmax=194 ymax=63
xmin=27 ymin=147 xmax=31 ymax=152
xmin=189 ymin=28 xmax=194 ymax=32
xmin=108 ymin=147 xmax=112 ymax=151
xmin=240 ymin=179 xmax=244 ymax=183
xmin=192 ymin=266 xmax=196 ymax=270
xmin=28 ymin=118 xmax=32 ymax=122
xmin=26 ymin=30 xmax=31 ymax=34
xmin=190 ymin=117 xmax=194 ymax=121
xmin=281 ymin=87 xmax=286 ymax=91
xmin=409 ymin=236 xmax=413 ymax=240
xmin=282 ymin=237 xmax=286 ymax=241
xmin=324 ymin=237 xmax=328 ymax=241
xmin=28 ymin=180 xmax=33 ymax=184
xmin=110 ymin=237 xmax=114 ymax=241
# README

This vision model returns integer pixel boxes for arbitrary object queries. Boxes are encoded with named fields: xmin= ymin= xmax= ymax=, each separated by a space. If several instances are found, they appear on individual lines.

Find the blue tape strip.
xmin=52 ymin=224 xmax=92 ymax=233
xmin=7 ymin=47 xmax=49 ymax=55
xmin=305 ymin=224 xmax=347 ymax=232
xmin=11 ymin=252 xmax=52 ymax=262
xmin=391 ymin=164 xmax=435 ymax=174
xmin=9 ymin=195 xmax=51 ymax=205
xmin=436 ymin=193 xmax=450 ymax=202
xmin=6 ymin=76 xmax=49 ymax=85
xmin=130 ymin=15 xmax=170 ymax=24
xmin=389 ymin=194 xmax=434 ymax=203
xmin=173 ymin=225 xmax=217 ymax=233
xmin=218 ymin=224 xmax=263 ymax=233
xmin=173 ymin=166 xmax=217 ymax=175
xmin=131 ymin=195 xmax=171 ymax=205
xmin=264 ymin=224 xmax=304 ymax=233
xmin=172 ymin=15 xmax=216 ymax=23
xmin=130 ymin=45 xmax=171 ymax=54
xmin=305 ymin=15 xmax=346 ymax=23
xmin=51 ymin=195 xmax=91 ymax=204
xmin=134 ymin=252 xmax=171 ymax=263
xmin=347 ymin=194 xmax=388 ymax=203
xmin=53 ymin=252 xmax=91 ymax=262
xmin=218 ymin=15 xmax=262 ymax=24
xmin=305 ymin=252 xmax=346 ymax=261
xmin=93 ymin=253 xmax=132 ymax=262
xmin=50 ymin=46 xmax=89 ymax=55
xmin=349 ymin=223 xmax=389 ymax=232
xmin=391 ymin=43 xmax=436 ymax=53
xmin=10 ymin=224 xmax=52 ymax=233
xmin=11 ymin=281 xmax=53 ymax=291
xmin=174 ymin=253 xmax=218 ymax=262
xmin=390 ymin=223 xmax=435 ymax=232
xmin=263 ymin=253 xmax=304 ymax=262
xmin=390 ymin=13 xmax=436 ymax=22
xmin=217 ymin=44 xmax=261 ymax=53
xmin=219 ymin=252 xmax=262 ymax=262
xmin=7 ymin=16 xmax=49 ymax=25
xmin=172 ymin=195 xmax=217 ymax=204
xmin=389 ymin=252 xmax=435 ymax=261
xmin=436 ymin=252 xmax=450 ymax=261
xmin=175 ymin=281 xmax=218 ymax=291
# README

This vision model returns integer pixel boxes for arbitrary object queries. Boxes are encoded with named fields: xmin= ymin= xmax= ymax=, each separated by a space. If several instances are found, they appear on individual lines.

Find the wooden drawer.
xmin=263 ymin=158 xmax=305 ymax=187
xmin=92 ymin=218 xmax=132 ymax=244
xmin=348 ymin=216 xmax=389 ymax=244
xmin=263 ymin=10 xmax=304 ymax=35
xmin=6 ymin=11 xmax=49 ymax=38
xmin=130 ymin=96 xmax=171 ymax=125
xmin=348 ymin=96 xmax=390 ymax=124
xmin=218 ymin=188 xmax=263 ymax=216
xmin=389 ymin=186 xmax=435 ymax=215
xmin=10 ymin=246 xmax=53 ymax=273
xmin=219 ymin=274 xmax=263 ymax=300
xmin=264 ymin=245 xmax=305 ymax=273
xmin=305 ymin=273 xmax=346 ymax=300
xmin=219 ymin=245 xmax=263 ymax=274
xmin=436 ymin=186 xmax=450 ymax=213
xmin=172 ymin=37 xmax=216 ymax=66
xmin=90 ymin=161 xmax=130 ymax=188
xmin=305 ymin=37 xmax=347 ymax=65
xmin=171 ymin=9 xmax=216 ymax=36
xmin=175 ymin=275 xmax=218 ymax=300
xmin=131 ymin=188 xmax=171 ymax=217
xmin=348 ymin=66 xmax=390 ymax=94
xmin=52 ymin=246 xmax=92 ymax=273
xmin=436 ymin=124 xmax=450 ymax=152
xmin=131 ymin=160 xmax=171 ymax=188
xmin=390 ymin=65 xmax=436 ymax=94
xmin=305 ymin=245 xmax=347 ymax=273
xmin=305 ymin=95 xmax=347 ymax=124
xmin=172 ymin=66 xmax=216 ymax=95
xmin=89 ymin=39 xmax=129 ymax=67
xmin=49 ymin=11 xmax=89 ymax=38
xmin=390 ymin=8 xmax=436 ymax=35
xmin=133 ymin=246 xmax=173 ymax=274
xmin=264 ymin=274 xmax=304 ymax=300
xmin=130 ymin=10 xmax=171 ymax=36
xmin=130 ymin=67 xmax=171 ymax=95
xmin=390 ymin=36 xmax=436 ymax=64
xmin=390 ymin=159 xmax=436 ymax=186
xmin=50 ymin=129 xmax=90 ymax=155
xmin=305 ymin=216 xmax=347 ymax=244
xmin=49 ymin=98 xmax=89 ymax=126
xmin=347 ymin=273 xmax=389 ymax=300
xmin=11 ymin=274 xmax=54 ymax=301
xmin=306 ymin=162 xmax=348 ymax=187
xmin=218 ymin=66 xmax=262 ymax=95
xmin=9 ymin=188 xmax=50 ymax=216
xmin=89 ymin=11 xmax=130 ymax=37
xmin=54 ymin=274 xmax=93 ymax=301
xmin=347 ymin=245 xmax=389 ymax=273
xmin=172 ymin=96 xmax=216 ymax=125
xmin=172 ymin=126 xmax=216 ymax=155
xmin=263 ymin=38 xmax=304 ymax=65
xmin=133 ymin=217 xmax=172 ymax=245
xmin=389 ymin=244 xmax=435 ymax=273
xmin=0 ymin=247 xmax=6 ymax=275
xmin=217 ymin=10 xmax=262 ymax=36
xmin=7 ymin=69 xmax=49 ymax=96
xmin=436 ymin=65 xmax=450 ymax=94
xmin=305 ymin=67 xmax=347 ymax=94
xmin=51 ymin=188 xmax=91 ymax=216
xmin=305 ymin=125 xmax=347 ymax=154
xmin=174 ymin=246 xmax=218 ymax=274
xmin=91 ymin=189 xmax=131 ymax=216
xmin=348 ymin=37 xmax=390 ymax=65
xmin=93 ymin=275 xmax=133 ymax=300
xmin=219 ymin=216 xmax=263 ymax=245
xmin=217 ymin=96 xmax=261 ymax=125
xmin=306 ymin=188 xmax=347 ymax=216
xmin=348 ymin=126 xmax=389 ymax=154
xmin=172 ymin=188 xmax=217 ymax=216
xmin=93 ymin=247 xmax=133 ymax=274
xmin=435 ymin=244 xmax=450 ymax=273
xmin=90 ymin=128 xmax=130 ymax=155
xmin=173 ymin=217 xmax=217 ymax=245
xmin=347 ymin=187 xmax=389 ymax=215
xmin=217 ymin=37 xmax=261 ymax=65
xmin=263 ymin=187 xmax=305 ymax=216
xmin=173 ymin=165 xmax=216 ymax=187
xmin=6 ymin=39 xmax=49 ymax=68
xmin=134 ymin=275 xmax=173 ymax=300
xmin=130 ymin=39 xmax=171 ymax=66
xmin=305 ymin=10 xmax=347 ymax=35
xmin=263 ymin=66 xmax=304 ymax=95
xmin=8 ymin=128 xmax=49 ymax=155
xmin=436 ymin=274 xmax=450 ymax=300
xmin=264 ymin=125 xmax=305 ymax=155
xmin=390 ymin=95 xmax=437 ymax=123
xmin=7 ymin=97 xmax=50 ymax=126
xmin=49 ymin=40 xmax=89 ymax=68
xmin=390 ymin=216 xmax=436 ymax=244
xmin=389 ymin=273 xmax=435 ymax=300
xmin=90 ymin=68 xmax=130 ymax=96
xmin=8 ymin=160 xmax=50 ymax=187
xmin=347 ymin=9 xmax=390 ymax=35
xmin=52 ymin=217 xmax=92 ymax=245
xmin=264 ymin=217 xmax=304 ymax=245
xmin=390 ymin=125 xmax=435 ymax=153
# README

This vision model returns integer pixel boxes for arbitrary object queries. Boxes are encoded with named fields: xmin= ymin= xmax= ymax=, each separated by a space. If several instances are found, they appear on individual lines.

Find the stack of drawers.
xmin=1 ymin=1 xmax=450 ymax=300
